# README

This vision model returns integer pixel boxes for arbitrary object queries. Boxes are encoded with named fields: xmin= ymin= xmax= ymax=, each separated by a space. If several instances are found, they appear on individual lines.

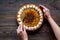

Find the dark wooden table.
xmin=0 ymin=0 xmax=60 ymax=40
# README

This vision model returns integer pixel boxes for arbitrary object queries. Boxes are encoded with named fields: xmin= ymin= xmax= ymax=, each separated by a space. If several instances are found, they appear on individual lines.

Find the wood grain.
xmin=0 ymin=0 xmax=60 ymax=40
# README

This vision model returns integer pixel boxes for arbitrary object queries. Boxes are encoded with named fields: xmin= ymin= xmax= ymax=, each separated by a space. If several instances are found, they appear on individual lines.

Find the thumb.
xmin=22 ymin=23 xmax=25 ymax=31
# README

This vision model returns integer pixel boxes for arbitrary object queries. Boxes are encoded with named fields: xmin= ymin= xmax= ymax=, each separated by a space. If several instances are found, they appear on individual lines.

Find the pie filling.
xmin=20 ymin=8 xmax=40 ymax=27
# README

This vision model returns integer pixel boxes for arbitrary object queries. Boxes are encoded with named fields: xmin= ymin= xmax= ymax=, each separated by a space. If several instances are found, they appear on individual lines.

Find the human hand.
xmin=39 ymin=5 xmax=52 ymax=20
xmin=17 ymin=24 xmax=28 ymax=40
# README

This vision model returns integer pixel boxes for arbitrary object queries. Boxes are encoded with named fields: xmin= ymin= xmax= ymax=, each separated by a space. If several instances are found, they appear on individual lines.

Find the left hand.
xmin=16 ymin=24 xmax=28 ymax=40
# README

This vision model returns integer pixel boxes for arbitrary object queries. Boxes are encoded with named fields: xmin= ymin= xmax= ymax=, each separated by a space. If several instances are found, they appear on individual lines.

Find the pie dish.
xmin=16 ymin=4 xmax=44 ymax=31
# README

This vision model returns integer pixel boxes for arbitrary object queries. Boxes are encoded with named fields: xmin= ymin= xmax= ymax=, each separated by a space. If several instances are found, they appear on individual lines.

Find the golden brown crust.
xmin=16 ymin=4 xmax=44 ymax=31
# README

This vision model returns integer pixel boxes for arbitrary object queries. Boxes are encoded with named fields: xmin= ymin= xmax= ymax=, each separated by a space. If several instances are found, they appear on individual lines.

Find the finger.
xmin=43 ymin=8 xmax=50 ymax=13
xmin=18 ymin=24 xmax=22 ymax=31
xmin=22 ymin=23 xmax=26 ymax=31
xmin=16 ymin=29 xmax=20 ymax=34
xmin=16 ymin=28 xmax=21 ymax=34
xmin=39 ymin=4 xmax=48 ymax=10
xmin=22 ymin=23 xmax=24 ymax=31
xmin=24 ymin=25 xmax=26 ymax=31
xmin=39 ymin=4 xmax=47 ymax=9
xmin=18 ymin=25 xmax=20 ymax=29
xmin=43 ymin=9 xmax=46 ymax=12
xmin=17 ymin=24 xmax=22 ymax=32
xmin=20 ymin=24 xmax=22 ymax=31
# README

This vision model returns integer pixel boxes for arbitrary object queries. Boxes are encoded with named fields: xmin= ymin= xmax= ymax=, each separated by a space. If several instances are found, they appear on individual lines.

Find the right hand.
xmin=39 ymin=5 xmax=52 ymax=19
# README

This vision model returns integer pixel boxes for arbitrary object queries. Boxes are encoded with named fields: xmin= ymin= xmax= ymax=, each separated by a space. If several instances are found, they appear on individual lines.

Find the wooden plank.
xmin=0 ymin=10 xmax=60 ymax=26
xmin=0 ymin=32 xmax=56 ymax=40
xmin=0 ymin=22 xmax=52 ymax=32
xmin=0 ymin=0 xmax=60 ymax=40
